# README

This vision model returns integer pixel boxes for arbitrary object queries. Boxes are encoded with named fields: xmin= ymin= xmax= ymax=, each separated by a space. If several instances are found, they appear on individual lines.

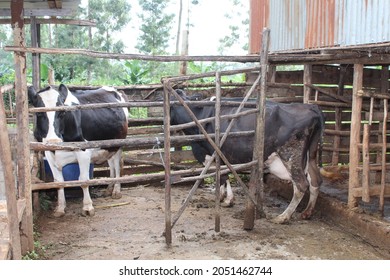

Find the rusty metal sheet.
xmin=249 ymin=0 xmax=390 ymax=53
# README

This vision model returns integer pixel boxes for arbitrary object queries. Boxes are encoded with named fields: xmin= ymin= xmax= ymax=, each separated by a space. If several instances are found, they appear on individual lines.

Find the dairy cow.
xmin=170 ymin=90 xmax=325 ymax=224
xmin=28 ymin=84 xmax=128 ymax=217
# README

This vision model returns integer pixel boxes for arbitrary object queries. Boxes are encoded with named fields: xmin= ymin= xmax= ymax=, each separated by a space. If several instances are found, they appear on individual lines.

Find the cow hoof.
xmin=221 ymin=198 xmax=234 ymax=208
xmin=53 ymin=211 xmax=65 ymax=218
xmin=271 ymin=215 xmax=289 ymax=224
xmin=81 ymin=209 xmax=95 ymax=217
xmin=104 ymin=187 xmax=113 ymax=197
xmin=111 ymin=192 xmax=122 ymax=199
xmin=301 ymin=210 xmax=312 ymax=220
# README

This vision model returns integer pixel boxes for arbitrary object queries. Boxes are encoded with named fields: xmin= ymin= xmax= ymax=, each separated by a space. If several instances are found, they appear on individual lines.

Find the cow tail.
xmin=309 ymin=105 xmax=325 ymax=168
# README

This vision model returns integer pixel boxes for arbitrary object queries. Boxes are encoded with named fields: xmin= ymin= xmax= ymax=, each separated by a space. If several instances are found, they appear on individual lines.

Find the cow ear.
xmin=27 ymin=86 xmax=38 ymax=106
xmin=58 ymin=84 xmax=69 ymax=103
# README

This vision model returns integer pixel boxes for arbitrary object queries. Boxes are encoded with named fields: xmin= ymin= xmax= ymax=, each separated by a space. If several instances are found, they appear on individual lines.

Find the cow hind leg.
xmin=105 ymin=149 xmax=123 ymax=199
xmin=272 ymin=182 xmax=305 ymax=224
xmin=301 ymin=156 xmax=322 ymax=219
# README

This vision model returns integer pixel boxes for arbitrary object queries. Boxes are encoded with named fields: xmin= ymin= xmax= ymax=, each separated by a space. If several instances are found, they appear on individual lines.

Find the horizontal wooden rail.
xmin=28 ymin=100 xmax=257 ymax=113
xmin=4 ymin=46 xmax=261 ymax=63
xmin=31 ymin=161 xmax=258 ymax=191
xmin=29 ymin=131 xmax=255 ymax=152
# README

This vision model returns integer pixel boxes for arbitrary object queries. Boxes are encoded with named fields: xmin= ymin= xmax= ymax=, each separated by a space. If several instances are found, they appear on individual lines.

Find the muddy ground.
xmin=34 ymin=176 xmax=390 ymax=260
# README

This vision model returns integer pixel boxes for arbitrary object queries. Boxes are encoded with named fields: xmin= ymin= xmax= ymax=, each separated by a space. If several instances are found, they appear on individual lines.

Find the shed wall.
xmin=249 ymin=0 xmax=390 ymax=53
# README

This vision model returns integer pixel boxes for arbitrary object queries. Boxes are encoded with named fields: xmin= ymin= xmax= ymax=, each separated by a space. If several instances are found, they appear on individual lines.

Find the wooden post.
xmin=11 ymin=0 xmax=34 ymax=254
xmin=214 ymin=72 xmax=221 ymax=232
xmin=303 ymin=64 xmax=312 ymax=104
xmin=380 ymin=99 xmax=388 ymax=215
xmin=348 ymin=64 xmax=364 ymax=208
xmin=179 ymin=30 xmax=189 ymax=75
xmin=31 ymin=16 xmax=40 ymax=89
xmin=332 ymin=65 xmax=347 ymax=165
xmin=163 ymin=81 xmax=172 ymax=245
xmin=362 ymin=124 xmax=370 ymax=203
xmin=0 ymin=92 xmax=22 ymax=259
xmin=244 ymin=28 xmax=270 ymax=230
xmin=376 ymin=66 xmax=389 ymax=183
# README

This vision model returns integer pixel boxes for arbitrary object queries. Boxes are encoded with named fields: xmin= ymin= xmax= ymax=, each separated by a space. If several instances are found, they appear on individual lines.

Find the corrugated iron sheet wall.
xmin=250 ymin=0 xmax=390 ymax=52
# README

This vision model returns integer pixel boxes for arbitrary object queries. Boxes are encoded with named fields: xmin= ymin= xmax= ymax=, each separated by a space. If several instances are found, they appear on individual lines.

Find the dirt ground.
xmin=34 ymin=177 xmax=390 ymax=260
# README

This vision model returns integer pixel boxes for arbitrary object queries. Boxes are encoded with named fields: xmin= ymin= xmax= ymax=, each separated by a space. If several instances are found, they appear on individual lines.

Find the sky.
xmin=82 ymin=0 xmax=249 ymax=56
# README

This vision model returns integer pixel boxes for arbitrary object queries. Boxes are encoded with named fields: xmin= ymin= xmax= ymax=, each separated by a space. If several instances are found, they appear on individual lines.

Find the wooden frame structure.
xmin=2 ymin=0 xmax=390 ymax=260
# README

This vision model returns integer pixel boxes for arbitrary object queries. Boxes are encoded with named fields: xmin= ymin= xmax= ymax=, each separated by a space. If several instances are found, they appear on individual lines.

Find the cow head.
xmin=28 ymin=84 xmax=75 ymax=143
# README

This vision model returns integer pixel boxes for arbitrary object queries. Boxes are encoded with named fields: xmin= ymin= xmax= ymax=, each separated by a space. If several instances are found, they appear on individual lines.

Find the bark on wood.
xmin=244 ymin=28 xmax=269 ymax=230
xmin=11 ymin=0 xmax=34 ymax=256
xmin=348 ymin=64 xmax=364 ymax=208
xmin=0 ymin=87 xmax=22 ymax=259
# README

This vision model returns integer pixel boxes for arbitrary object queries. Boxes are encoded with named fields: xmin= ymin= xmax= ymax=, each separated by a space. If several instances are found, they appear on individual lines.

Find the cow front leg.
xmin=54 ymin=188 xmax=66 ymax=217
xmin=221 ymin=180 xmax=234 ymax=207
xmin=81 ymin=185 xmax=95 ymax=216
xmin=45 ymin=151 xmax=67 ymax=217
xmin=272 ymin=182 xmax=305 ymax=224
xmin=76 ymin=150 xmax=95 ymax=216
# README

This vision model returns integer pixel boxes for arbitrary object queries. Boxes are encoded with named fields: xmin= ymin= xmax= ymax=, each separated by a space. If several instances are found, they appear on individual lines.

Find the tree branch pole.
xmin=163 ymin=82 xmax=172 ymax=245
xmin=244 ymin=28 xmax=270 ymax=230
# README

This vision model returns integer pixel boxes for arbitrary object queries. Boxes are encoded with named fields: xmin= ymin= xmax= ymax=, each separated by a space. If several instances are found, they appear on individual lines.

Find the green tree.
xmin=37 ymin=0 xmax=131 ymax=84
xmin=218 ymin=0 xmax=249 ymax=54
xmin=136 ymin=0 xmax=175 ymax=81
xmin=136 ymin=0 xmax=174 ymax=55
xmin=88 ymin=0 xmax=131 ymax=53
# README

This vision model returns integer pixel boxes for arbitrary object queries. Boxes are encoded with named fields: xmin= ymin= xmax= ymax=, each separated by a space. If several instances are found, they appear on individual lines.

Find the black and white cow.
xmin=170 ymin=90 xmax=325 ymax=224
xmin=28 ymin=84 xmax=128 ymax=217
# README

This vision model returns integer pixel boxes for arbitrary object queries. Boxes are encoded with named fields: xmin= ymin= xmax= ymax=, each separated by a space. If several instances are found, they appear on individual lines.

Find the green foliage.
xmin=187 ymin=61 xmax=246 ymax=83
xmin=22 ymin=241 xmax=46 ymax=260
xmin=218 ymin=0 xmax=249 ymax=54
xmin=89 ymin=0 xmax=131 ymax=53
xmin=129 ymin=107 xmax=148 ymax=119
xmin=39 ymin=192 xmax=52 ymax=212
xmin=122 ymin=60 xmax=150 ymax=84
xmin=0 ymin=65 xmax=15 ymax=111
xmin=136 ymin=0 xmax=174 ymax=55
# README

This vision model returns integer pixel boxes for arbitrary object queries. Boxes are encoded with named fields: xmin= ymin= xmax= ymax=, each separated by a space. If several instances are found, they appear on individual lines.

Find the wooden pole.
xmin=11 ymin=0 xmax=34 ymax=254
xmin=332 ymin=65 xmax=347 ymax=165
xmin=30 ymin=16 xmax=40 ymax=90
xmin=362 ymin=124 xmax=371 ymax=203
xmin=380 ymin=99 xmax=388 ymax=215
xmin=214 ymin=72 xmax=221 ymax=232
xmin=0 ymin=92 xmax=22 ymax=259
xmin=348 ymin=64 xmax=364 ymax=208
xmin=303 ymin=64 xmax=312 ymax=104
xmin=179 ymin=29 xmax=189 ymax=75
xmin=244 ymin=28 xmax=270 ymax=230
xmin=163 ymin=82 xmax=172 ymax=245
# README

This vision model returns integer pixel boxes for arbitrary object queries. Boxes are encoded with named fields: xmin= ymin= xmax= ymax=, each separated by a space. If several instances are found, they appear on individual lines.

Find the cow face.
xmin=28 ymin=85 xmax=68 ymax=143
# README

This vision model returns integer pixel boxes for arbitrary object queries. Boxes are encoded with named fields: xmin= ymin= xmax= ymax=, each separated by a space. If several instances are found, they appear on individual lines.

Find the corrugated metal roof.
xmin=0 ymin=0 xmax=81 ymax=17
xmin=340 ymin=0 xmax=390 ymax=46
xmin=250 ymin=0 xmax=390 ymax=52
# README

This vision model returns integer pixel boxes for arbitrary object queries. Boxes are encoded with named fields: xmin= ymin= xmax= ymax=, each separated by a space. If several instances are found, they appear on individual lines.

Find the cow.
xmin=170 ymin=89 xmax=325 ymax=224
xmin=28 ymin=84 xmax=129 ymax=217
